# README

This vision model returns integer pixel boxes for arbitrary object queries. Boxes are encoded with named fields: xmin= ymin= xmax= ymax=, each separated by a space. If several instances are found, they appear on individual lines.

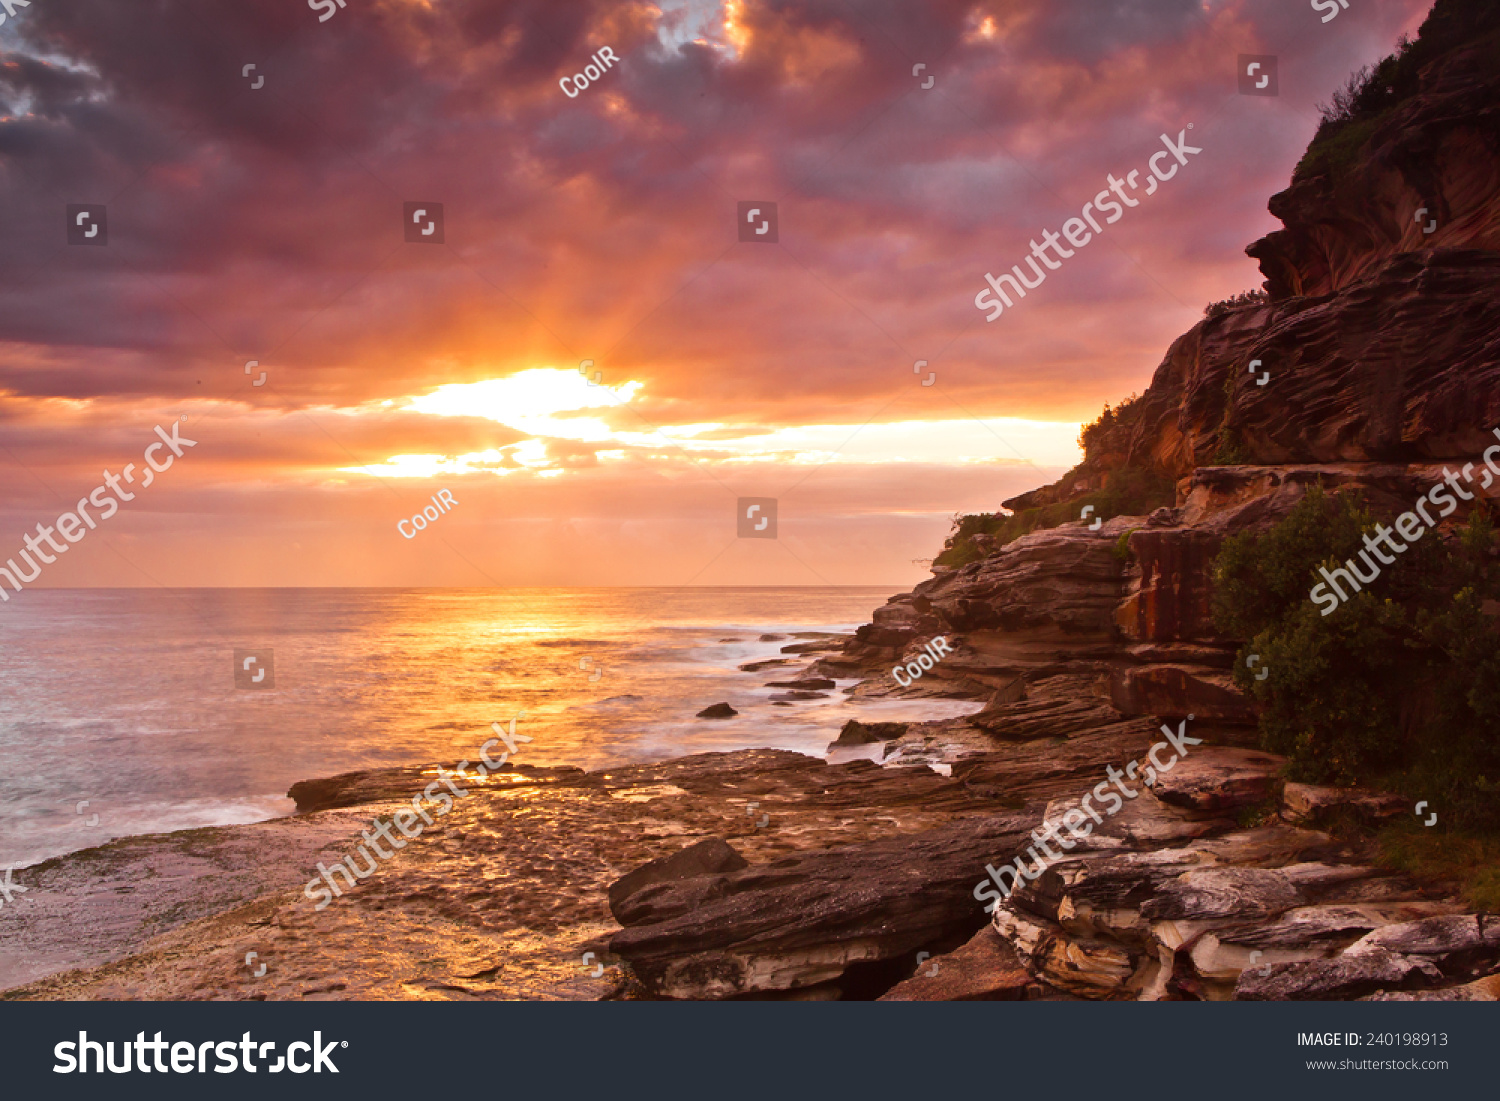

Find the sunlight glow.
xmin=350 ymin=410 xmax=1083 ymax=480
xmin=406 ymin=369 xmax=643 ymax=443
xmin=409 ymin=368 xmax=641 ymax=421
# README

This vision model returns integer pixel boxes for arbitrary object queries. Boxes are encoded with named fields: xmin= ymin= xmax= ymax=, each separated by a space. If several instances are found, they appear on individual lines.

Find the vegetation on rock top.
xmin=1213 ymin=485 xmax=1500 ymax=832
xmin=1295 ymin=0 xmax=1500 ymax=183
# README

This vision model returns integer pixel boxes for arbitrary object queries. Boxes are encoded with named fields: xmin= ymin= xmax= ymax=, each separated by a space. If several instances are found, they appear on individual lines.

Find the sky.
xmin=0 ymin=0 xmax=1430 ymax=588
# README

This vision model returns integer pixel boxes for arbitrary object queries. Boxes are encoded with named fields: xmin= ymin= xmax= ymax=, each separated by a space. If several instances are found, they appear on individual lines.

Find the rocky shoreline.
xmin=1 ymin=635 xmax=1493 ymax=1001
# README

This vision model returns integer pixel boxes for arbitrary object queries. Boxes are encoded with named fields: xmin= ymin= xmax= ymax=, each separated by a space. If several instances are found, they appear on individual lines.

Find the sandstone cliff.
xmin=751 ymin=0 xmax=1500 ymax=1000
xmin=844 ymin=0 xmax=1500 ymax=724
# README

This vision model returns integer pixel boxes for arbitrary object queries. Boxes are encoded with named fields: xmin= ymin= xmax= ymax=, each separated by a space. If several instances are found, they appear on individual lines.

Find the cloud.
xmin=0 ymin=0 xmax=1433 ymax=585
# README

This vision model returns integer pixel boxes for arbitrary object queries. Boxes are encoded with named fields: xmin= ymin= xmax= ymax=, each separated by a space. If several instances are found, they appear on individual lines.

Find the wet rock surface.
xmin=828 ymin=720 xmax=909 ymax=748
xmin=878 ymin=926 xmax=1029 ymax=1001
xmin=5 ymin=688 xmax=1487 ymax=1002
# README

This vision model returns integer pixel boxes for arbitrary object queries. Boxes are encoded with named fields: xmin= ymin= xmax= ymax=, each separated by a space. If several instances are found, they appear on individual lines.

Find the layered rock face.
xmin=770 ymin=0 xmax=1500 ymax=1000
xmin=1118 ymin=250 xmax=1500 ymax=478
xmin=986 ymin=749 xmax=1478 ymax=1001
xmin=838 ymin=0 xmax=1500 ymax=729
xmin=1247 ymin=22 xmax=1500 ymax=301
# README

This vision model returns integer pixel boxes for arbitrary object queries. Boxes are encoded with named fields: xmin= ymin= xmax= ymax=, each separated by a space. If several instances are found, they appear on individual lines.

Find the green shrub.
xmin=1294 ymin=114 xmax=1386 ymax=182
xmin=1212 ymin=486 xmax=1500 ymax=828
xmin=1212 ymin=432 xmax=1252 ymax=466
xmin=1379 ymin=823 xmax=1500 ymax=912
xmin=932 ymin=466 xmax=1175 ymax=570
xmin=1214 ymin=361 xmax=1255 ymax=465
xmin=1203 ymin=289 xmax=1267 ymax=319
xmin=1078 ymin=392 xmax=1143 ymax=458
xmin=1296 ymin=1 xmax=1500 ymax=182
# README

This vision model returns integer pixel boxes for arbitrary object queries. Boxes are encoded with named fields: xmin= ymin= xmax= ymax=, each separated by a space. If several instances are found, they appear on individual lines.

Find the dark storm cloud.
xmin=0 ymin=0 xmax=1430 ymax=426
xmin=1016 ymin=0 xmax=1208 ymax=63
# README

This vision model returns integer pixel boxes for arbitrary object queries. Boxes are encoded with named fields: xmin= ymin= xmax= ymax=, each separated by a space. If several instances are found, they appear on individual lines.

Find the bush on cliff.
xmin=1203 ymin=289 xmax=1267 ymax=319
xmin=1213 ymin=486 xmax=1500 ymax=829
xmin=933 ymin=465 xmax=1175 ymax=569
xmin=1297 ymin=0 xmax=1500 ymax=182
xmin=1077 ymin=393 xmax=1143 ymax=457
xmin=933 ymin=393 xmax=1172 ymax=571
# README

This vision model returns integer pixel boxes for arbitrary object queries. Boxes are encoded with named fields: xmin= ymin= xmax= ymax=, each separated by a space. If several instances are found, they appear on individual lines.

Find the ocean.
xmin=0 ymin=587 xmax=976 ymax=870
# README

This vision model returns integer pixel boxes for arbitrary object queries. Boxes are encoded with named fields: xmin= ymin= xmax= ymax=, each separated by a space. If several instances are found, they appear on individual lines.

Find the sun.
xmin=407 ymin=368 xmax=643 ymax=442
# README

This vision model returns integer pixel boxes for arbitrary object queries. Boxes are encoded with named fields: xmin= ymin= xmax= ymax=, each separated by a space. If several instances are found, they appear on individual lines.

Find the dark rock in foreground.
xmin=829 ymin=720 xmax=909 ymax=747
xmin=608 ymin=838 xmax=749 ymax=926
xmin=608 ymin=812 xmax=1034 ymax=999
xmin=878 ymin=926 xmax=1029 ymax=1001
xmin=696 ymin=703 xmax=738 ymax=719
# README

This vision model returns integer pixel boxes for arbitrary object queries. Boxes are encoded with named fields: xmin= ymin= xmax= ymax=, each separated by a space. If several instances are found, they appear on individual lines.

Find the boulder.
xmin=965 ymin=682 xmax=1125 ymax=741
xmin=829 ymin=720 xmax=909 ymax=748
xmin=1146 ymin=746 xmax=1283 ymax=813
xmin=1107 ymin=665 xmax=1257 ymax=723
xmin=986 ymin=677 xmax=1026 ymax=706
xmin=286 ymin=762 xmax=587 ymax=813
xmin=608 ymin=838 xmax=749 ymax=925
xmin=780 ymin=638 xmax=850 ymax=654
xmin=991 ymin=905 xmax=1140 ymax=999
xmin=1235 ymin=953 xmax=1444 ymax=1001
xmin=609 ymin=813 xmax=1037 ymax=999
xmin=1364 ymin=973 xmax=1500 ymax=1001
xmin=1344 ymin=914 xmax=1500 ymax=978
xmin=878 ymin=926 xmax=1029 ymax=1001
xmin=1281 ymin=782 xmax=1407 ymax=826
xmin=1139 ymin=867 xmax=1304 ymax=923
xmin=696 ymin=703 xmax=738 ymax=719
